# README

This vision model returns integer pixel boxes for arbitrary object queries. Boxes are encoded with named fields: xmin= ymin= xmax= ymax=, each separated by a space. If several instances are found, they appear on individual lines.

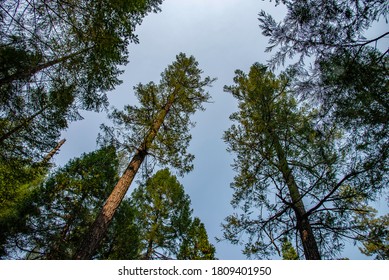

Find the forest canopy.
xmin=0 ymin=0 xmax=387 ymax=260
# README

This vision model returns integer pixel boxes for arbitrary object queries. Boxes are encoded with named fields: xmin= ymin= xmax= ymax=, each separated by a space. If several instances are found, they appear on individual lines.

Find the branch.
xmin=306 ymin=169 xmax=367 ymax=217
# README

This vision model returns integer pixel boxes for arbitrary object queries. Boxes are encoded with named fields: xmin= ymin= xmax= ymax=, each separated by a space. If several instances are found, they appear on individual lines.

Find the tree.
xmin=316 ymin=47 xmax=388 ymax=171
xmin=0 ymin=139 xmax=66 ymax=257
xmin=178 ymin=217 xmax=216 ymax=260
xmin=258 ymin=3 xmax=388 ymax=242
xmin=2 ymin=146 xmax=119 ymax=259
xmin=131 ymin=169 xmax=192 ymax=259
xmin=96 ymin=199 xmax=141 ymax=260
xmin=258 ymin=1 xmax=388 ymax=174
xmin=1 ymin=1 xmax=164 ymax=98
xmin=123 ymin=169 xmax=215 ymax=260
xmin=0 ymin=0 xmax=164 ymax=175
xmin=74 ymin=53 xmax=215 ymax=259
xmin=221 ymin=63 xmax=384 ymax=259
xmin=258 ymin=0 xmax=388 ymax=68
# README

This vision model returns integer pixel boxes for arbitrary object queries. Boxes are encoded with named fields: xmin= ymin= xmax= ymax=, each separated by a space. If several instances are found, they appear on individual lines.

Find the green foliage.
xmin=130 ymin=169 xmax=192 ymax=259
xmin=317 ymin=47 xmax=388 ymax=173
xmin=2 ymin=146 xmax=119 ymax=259
xmin=0 ymin=161 xmax=47 ymax=257
xmin=1 ymin=150 xmax=215 ymax=260
xmin=258 ymin=0 xmax=388 ymax=67
xmin=222 ymin=63 xmax=382 ymax=259
xmin=281 ymin=238 xmax=299 ymax=260
xmin=106 ymin=169 xmax=215 ymax=260
xmin=357 ymin=211 xmax=389 ymax=260
xmin=259 ymin=1 xmax=388 ymax=183
xmin=0 ymin=0 xmax=163 ymax=177
xmin=257 ymin=3 xmax=388 ymax=259
xmin=97 ymin=200 xmax=141 ymax=260
xmin=319 ymin=48 xmax=388 ymax=128
xmin=100 ymin=53 xmax=215 ymax=176
xmin=178 ymin=217 xmax=216 ymax=260
xmin=73 ymin=53 xmax=214 ymax=260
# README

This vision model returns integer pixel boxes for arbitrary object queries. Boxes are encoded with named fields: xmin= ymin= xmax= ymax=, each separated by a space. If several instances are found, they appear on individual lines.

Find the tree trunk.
xmin=144 ymin=238 xmax=154 ymax=260
xmin=73 ymin=92 xmax=177 ymax=260
xmin=269 ymin=128 xmax=321 ymax=260
xmin=0 ymin=105 xmax=48 ymax=144
xmin=0 ymin=48 xmax=91 ymax=87
xmin=41 ymin=139 xmax=66 ymax=165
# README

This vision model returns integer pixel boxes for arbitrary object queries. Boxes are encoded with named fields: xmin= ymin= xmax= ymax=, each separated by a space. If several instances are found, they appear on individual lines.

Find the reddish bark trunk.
xmin=73 ymin=92 xmax=177 ymax=260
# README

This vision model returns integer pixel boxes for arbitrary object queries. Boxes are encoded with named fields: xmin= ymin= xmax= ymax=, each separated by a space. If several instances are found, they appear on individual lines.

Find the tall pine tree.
xmin=222 ymin=63 xmax=383 ymax=259
xmin=74 ymin=53 xmax=215 ymax=259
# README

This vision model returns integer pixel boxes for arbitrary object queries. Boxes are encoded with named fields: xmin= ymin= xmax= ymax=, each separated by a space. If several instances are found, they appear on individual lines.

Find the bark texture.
xmin=73 ymin=92 xmax=176 ymax=259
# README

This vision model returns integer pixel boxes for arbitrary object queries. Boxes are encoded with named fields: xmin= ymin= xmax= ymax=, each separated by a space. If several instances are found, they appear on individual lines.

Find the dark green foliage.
xmin=1 ymin=150 xmax=215 ymax=260
xmin=127 ymin=169 xmax=215 ymax=260
xmin=319 ymin=48 xmax=388 ymax=128
xmin=178 ymin=217 xmax=216 ymax=260
xmin=74 ymin=53 xmax=214 ymax=260
xmin=317 ymin=48 xmax=388 ymax=170
xmin=0 ymin=163 xmax=46 ymax=257
xmin=258 ymin=1 xmax=388 ymax=172
xmin=97 ymin=169 xmax=215 ymax=260
xmin=97 ymin=200 xmax=141 ymax=260
xmin=258 ymin=0 xmax=388 ymax=67
xmin=2 ymin=146 xmax=119 ymax=259
xmin=0 ymin=0 xmax=163 ymax=181
xmin=258 ymin=2 xmax=389 ymax=240
xmin=130 ymin=169 xmax=192 ymax=259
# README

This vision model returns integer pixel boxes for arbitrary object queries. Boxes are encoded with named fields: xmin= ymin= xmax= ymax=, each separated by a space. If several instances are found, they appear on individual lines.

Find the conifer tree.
xmin=222 ymin=63 xmax=383 ymax=259
xmin=124 ymin=169 xmax=215 ymax=260
xmin=74 ymin=53 xmax=214 ymax=259
xmin=258 ymin=0 xmax=388 ymax=177
xmin=1 ymin=146 xmax=119 ymax=259
xmin=0 ymin=0 xmax=164 ymax=174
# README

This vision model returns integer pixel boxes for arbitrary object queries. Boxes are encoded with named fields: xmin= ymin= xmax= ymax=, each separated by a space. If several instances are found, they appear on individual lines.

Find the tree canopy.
xmin=74 ymin=53 xmax=214 ymax=259
xmin=221 ymin=63 xmax=386 ymax=259
xmin=126 ymin=169 xmax=215 ymax=260
xmin=1 ymin=146 xmax=119 ymax=259
xmin=259 ymin=0 xmax=388 ymax=67
xmin=0 ymin=0 xmax=387 ymax=261
xmin=0 ymin=0 xmax=164 ymax=175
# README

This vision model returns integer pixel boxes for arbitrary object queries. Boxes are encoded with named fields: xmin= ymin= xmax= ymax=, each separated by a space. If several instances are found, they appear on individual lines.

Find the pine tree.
xmin=281 ymin=238 xmax=299 ymax=260
xmin=125 ymin=169 xmax=216 ymax=260
xmin=355 ymin=209 xmax=389 ymax=260
xmin=0 ymin=0 xmax=164 ymax=177
xmin=258 ymin=0 xmax=388 ymax=68
xmin=0 ymin=139 xmax=65 ymax=257
xmin=258 ymin=1 xmax=388 ymax=178
xmin=2 ymin=146 xmax=119 ymax=259
xmin=222 ymin=63 xmax=383 ymax=259
xmin=178 ymin=217 xmax=216 ymax=260
xmin=74 ymin=53 xmax=215 ymax=259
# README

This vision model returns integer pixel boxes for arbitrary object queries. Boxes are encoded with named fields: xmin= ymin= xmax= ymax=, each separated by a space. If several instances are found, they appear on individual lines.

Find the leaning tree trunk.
xmin=73 ymin=93 xmax=176 ymax=260
xmin=269 ymin=128 xmax=321 ymax=260
xmin=41 ymin=139 xmax=66 ymax=165
xmin=0 ymin=48 xmax=91 ymax=87
xmin=0 ymin=105 xmax=49 ymax=144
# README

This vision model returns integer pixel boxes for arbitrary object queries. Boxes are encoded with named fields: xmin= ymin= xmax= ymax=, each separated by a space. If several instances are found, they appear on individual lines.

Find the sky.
xmin=56 ymin=0 xmax=388 ymax=259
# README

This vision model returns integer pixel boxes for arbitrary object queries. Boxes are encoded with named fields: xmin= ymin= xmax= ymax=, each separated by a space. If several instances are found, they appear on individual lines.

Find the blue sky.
xmin=56 ymin=0 xmax=388 ymax=259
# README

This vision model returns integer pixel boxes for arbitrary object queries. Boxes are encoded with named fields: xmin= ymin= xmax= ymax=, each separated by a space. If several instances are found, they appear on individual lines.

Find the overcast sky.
xmin=57 ymin=0 xmax=387 ymax=259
